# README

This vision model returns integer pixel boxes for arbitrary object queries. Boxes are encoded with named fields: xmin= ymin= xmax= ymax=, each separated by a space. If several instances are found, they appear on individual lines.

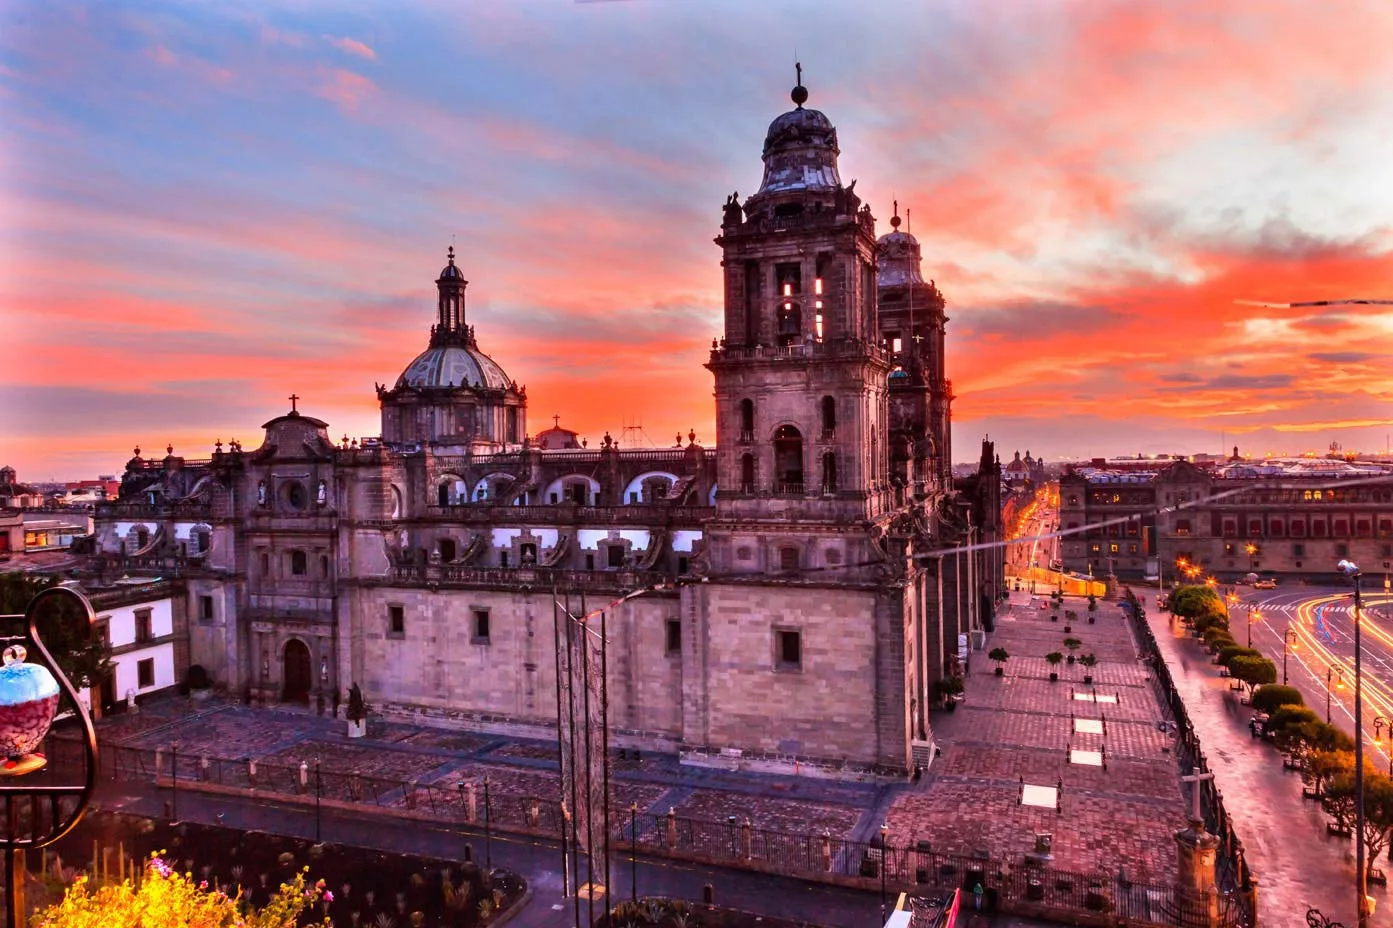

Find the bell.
xmin=0 ymin=645 xmax=61 ymax=776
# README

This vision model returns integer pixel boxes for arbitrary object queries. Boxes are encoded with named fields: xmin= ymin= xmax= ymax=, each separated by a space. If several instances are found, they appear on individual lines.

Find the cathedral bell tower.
xmin=878 ymin=204 xmax=952 ymax=491
xmin=705 ymin=68 xmax=892 ymax=574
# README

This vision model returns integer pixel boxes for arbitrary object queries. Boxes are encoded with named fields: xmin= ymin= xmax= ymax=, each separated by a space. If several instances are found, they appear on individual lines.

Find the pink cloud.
xmin=325 ymin=36 xmax=376 ymax=61
xmin=314 ymin=67 xmax=377 ymax=112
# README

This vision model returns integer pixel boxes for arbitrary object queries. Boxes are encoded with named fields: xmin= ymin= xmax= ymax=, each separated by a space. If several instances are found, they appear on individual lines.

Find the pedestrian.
xmin=973 ymin=881 xmax=984 ymax=910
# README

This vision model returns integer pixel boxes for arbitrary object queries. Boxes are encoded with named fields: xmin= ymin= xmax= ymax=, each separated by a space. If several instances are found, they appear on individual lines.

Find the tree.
xmin=1228 ymin=654 xmax=1277 ymax=697
xmin=32 ymin=855 xmax=330 ymax=927
xmin=1169 ymin=585 xmax=1227 ymax=623
xmin=1361 ymin=772 xmax=1393 ymax=877
xmin=1217 ymin=646 xmax=1262 ymax=669
xmin=1302 ymin=748 xmax=1349 ymax=799
xmin=988 ymin=648 xmax=1010 ymax=675
xmin=0 ymin=572 xmax=110 ymax=692
xmin=1268 ymin=706 xmax=1321 ymax=758
xmin=1251 ymin=685 xmax=1304 ymax=716
xmin=1323 ymin=762 xmax=1360 ymax=835
xmin=346 ymin=682 xmax=369 ymax=722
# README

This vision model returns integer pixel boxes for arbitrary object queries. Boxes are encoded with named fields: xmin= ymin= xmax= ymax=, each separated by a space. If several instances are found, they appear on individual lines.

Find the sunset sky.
xmin=4 ymin=0 xmax=1393 ymax=479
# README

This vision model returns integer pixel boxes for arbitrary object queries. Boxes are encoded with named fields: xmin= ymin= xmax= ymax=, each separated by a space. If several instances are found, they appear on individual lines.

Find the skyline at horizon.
xmin=5 ymin=1 xmax=1393 ymax=480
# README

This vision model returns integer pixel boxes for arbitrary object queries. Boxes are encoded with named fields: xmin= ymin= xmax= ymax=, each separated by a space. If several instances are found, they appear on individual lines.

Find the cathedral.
xmin=94 ymin=74 xmax=1003 ymax=776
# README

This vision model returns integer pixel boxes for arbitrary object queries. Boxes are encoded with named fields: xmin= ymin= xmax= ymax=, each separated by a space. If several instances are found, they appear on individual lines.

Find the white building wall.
xmin=94 ymin=596 xmax=177 ymax=698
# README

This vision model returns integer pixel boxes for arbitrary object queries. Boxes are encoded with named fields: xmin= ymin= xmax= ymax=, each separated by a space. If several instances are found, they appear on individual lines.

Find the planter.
xmin=1082 ymin=675 xmax=1093 ymax=686
xmin=1063 ymin=626 xmax=1072 ymax=634
xmin=1049 ymin=672 xmax=1059 ymax=682
xmin=994 ymin=667 xmax=1004 ymax=676
xmin=1051 ymin=615 xmax=1058 ymax=622
xmin=945 ymin=700 xmax=958 ymax=713
xmin=1026 ymin=879 xmax=1044 ymax=901
xmin=1067 ymin=656 xmax=1076 ymax=665
xmin=191 ymin=688 xmax=213 ymax=703
xmin=347 ymin=718 xmax=367 ymax=739
xmin=1088 ymin=617 xmax=1095 ymax=624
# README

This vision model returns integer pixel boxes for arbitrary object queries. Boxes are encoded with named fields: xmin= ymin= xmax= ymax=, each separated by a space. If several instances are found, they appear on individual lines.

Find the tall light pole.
xmin=1328 ymin=667 xmax=1345 ymax=724
xmin=1246 ymin=605 xmax=1261 ymax=649
xmin=1282 ymin=626 xmax=1299 ymax=686
xmin=1338 ymin=558 xmax=1370 ymax=928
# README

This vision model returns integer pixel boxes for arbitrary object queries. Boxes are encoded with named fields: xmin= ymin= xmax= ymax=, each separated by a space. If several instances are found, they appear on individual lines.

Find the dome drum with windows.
xmin=377 ymin=248 xmax=527 ymax=451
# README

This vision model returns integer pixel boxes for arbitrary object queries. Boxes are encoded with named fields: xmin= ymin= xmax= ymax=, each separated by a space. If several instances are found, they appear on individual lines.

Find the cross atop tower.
xmin=553 ymin=414 xmax=561 ymax=428
xmin=289 ymin=393 xmax=300 ymax=413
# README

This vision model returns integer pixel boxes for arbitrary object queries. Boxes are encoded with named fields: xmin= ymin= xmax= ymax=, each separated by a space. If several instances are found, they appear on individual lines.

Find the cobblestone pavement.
xmin=1146 ymin=601 xmax=1377 ymax=926
xmin=886 ymin=592 xmax=1190 ymax=882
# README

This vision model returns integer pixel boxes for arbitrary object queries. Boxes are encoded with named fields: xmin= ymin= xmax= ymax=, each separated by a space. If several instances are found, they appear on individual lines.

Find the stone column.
xmin=1174 ymin=819 xmax=1220 ymax=928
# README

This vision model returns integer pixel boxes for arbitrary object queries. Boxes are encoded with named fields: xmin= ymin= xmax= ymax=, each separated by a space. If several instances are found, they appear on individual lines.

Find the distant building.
xmin=1060 ymin=457 xmax=1393 ymax=581
xmin=0 ymin=467 xmax=44 ymax=509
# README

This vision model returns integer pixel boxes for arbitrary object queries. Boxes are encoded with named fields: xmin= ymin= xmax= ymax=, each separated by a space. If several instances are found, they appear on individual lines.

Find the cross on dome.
xmin=289 ymin=393 xmax=300 ymax=413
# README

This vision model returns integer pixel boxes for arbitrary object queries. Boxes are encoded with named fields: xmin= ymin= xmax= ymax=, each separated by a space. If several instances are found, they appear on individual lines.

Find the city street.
xmin=1212 ymin=582 xmax=1393 ymax=765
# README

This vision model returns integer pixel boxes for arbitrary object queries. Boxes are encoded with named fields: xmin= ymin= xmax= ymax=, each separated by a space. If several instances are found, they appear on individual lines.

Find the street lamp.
xmin=314 ymin=756 xmax=322 ymax=843
xmin=1375 ymin=717 xmax=1393 ymax=776
xmin=1328 ymin=668 xmax=1345 ymax=724
xmin=1246 ymin=606 xmax=1261 ymax=649
xmin=0 ymin=586 xmax=101 ymax=928
xmin=629 ymin=802 xmax=639 ymax=903
xmin=171 ymin=740 xmax=180 ymax=824
xmin=879 ymin=822 xmax=889 ymax=923
xmin=483 ymin=775 xmax=492 ymax=872
xmin=1282 ymin=626 xmax=1299 ymax=686
xmin=1337 ymin=558 xmax=1371 ymax=928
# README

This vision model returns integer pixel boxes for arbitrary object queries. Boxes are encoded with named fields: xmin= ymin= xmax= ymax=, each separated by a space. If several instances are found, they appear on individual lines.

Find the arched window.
xmin=438 ymin=483 xmax=449 ymax=507
xmin=193 ymin=528 xmax=210 ymax=553
xmin=739 ymin=400 xmax=754 ymax=442
xmin=439 ymin=538 xmax=457 ymax=562
xmin=285 ymin=482 xmax=308 ymax=511
xmin=822 ymin=452 xmax=837 ymax=493
xmin=773 ymin=426 xmax=803 ymax=495
xmin=820 ymin=396 xmax=836 ymax=438
xmin=135 ymin=526 xmax=150 ymax=550
xmin=779 ymin=546 xmax=799 ymax=571
xmin=740 ymin=454 xmax=756 ymax=494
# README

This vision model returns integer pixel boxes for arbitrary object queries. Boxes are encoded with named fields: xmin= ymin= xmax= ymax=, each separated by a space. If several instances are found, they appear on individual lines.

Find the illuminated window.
xmin=1313 ymin=490 xmax=1322 ymax=501
xmin=814 ymin=278 xmax=823 ymax=295
xmin=783 ymin=283 xmax=792 ymax=297
xmin=815 ymin=313 xmax=824 ymax=340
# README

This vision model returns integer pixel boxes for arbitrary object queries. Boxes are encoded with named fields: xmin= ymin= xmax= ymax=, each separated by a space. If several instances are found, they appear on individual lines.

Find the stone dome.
xmin=877 ymin=213 xmax=924 ymax=287
xmin=396 ymin=344 xmax=512 ymax=391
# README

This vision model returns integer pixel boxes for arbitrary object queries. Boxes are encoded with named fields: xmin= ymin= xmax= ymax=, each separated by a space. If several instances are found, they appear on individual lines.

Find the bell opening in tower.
xmin=773 ymin=425 xmax=804 ymax=494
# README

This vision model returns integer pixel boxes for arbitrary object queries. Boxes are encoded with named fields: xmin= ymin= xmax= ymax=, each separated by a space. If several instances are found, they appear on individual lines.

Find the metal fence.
xmin=49 ymin=735 xmax=1251 ymax=926
xmin=1122 ymin=589 xmax=1257 ymax=925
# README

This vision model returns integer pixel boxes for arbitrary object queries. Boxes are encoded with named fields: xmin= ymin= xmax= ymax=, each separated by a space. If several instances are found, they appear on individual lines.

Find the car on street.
xmin=1253 ymin=579 xmax=1278 ymax=590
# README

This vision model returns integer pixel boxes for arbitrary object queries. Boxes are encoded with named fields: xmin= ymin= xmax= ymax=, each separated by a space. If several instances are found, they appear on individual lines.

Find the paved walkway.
xmin=886 ymin=591 xmax=1189 ymax=882
xmin=1146 ymin=602 xmax=1379 ymax=926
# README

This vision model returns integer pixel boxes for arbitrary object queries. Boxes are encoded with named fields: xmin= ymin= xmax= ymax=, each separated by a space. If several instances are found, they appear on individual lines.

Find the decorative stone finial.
xmin=890 ymin=199 xmax=901 ymax=230
xmin=447 ymin=244 xmax=455 ymax=265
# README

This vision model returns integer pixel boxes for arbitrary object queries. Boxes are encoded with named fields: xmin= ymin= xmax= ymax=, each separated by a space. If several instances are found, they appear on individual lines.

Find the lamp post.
xmin=1337 ymin=558 xmax=1370 ymax=928
xmin=879 ymin=822 xmax=889 ymax=924
xmin=171 ymin=740 xmax=180 ymax=824
xmin=1246 ymin=605 xmax=1262 ymax=649
xmin=629 ymin=802 xmax=639 ymax=903
xmin=0 ymin=586 xmax=101 ymax=928
xmin=1282 ymin=625 xmax=1299 ymax=686
xmin=456 ymin=781 xmax=468 ymax=861
xmin=1328 ymin=668 xmax=1345 ymax=724
xmin=314 ymin=756 xmax=322 ymax=843
xmin=1375 ymin=717 xmax=1392 ymax=776
xmin=483 ymin=775 xmax=492 ymax=872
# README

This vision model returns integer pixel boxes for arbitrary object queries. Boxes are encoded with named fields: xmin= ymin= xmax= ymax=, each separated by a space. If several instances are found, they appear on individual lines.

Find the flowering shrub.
xmin=32 ymin=852 xmax=330 ymax=928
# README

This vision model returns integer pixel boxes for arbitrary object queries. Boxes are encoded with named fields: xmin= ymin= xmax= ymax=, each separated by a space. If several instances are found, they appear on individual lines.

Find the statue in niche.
xmin=257 ymin=480 xmax=267 ymax=506
xmin=317 ymin=480 xmax=327 ymax=506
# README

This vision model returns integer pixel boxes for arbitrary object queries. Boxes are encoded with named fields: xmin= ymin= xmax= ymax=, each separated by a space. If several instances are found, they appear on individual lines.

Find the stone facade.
xmin=89 ymin=74 xmax=1004 ymax=775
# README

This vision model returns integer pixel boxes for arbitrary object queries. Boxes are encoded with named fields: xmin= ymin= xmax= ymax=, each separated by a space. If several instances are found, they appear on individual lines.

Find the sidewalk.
xmin=1146 ymin=606 xmax=1375 ymax=925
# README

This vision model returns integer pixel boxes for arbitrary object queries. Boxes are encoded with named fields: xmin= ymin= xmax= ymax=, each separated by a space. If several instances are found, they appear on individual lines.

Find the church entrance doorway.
xmin=282 ymin=639 xmax=312 ymax=704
